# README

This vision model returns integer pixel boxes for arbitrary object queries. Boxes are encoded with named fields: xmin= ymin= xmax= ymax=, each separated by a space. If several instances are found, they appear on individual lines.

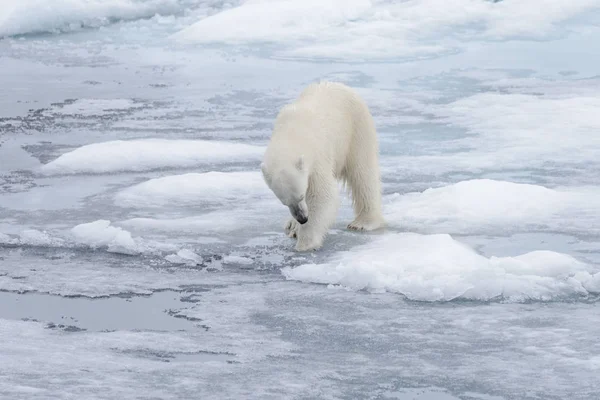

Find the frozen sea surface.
xmin=1 ymin=1 xmax=600 ymax=399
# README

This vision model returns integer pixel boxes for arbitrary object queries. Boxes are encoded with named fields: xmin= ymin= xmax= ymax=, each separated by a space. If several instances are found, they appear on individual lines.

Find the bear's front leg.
xmin=294 ymin=175 xmax=339 ymax=252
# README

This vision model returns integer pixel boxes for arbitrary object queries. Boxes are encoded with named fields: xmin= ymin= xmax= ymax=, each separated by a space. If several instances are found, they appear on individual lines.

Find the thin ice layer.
xmin=283 ymin=232 xmax=599 ymax=302
xmin=40 ymin=139 xmax=265 ymax=175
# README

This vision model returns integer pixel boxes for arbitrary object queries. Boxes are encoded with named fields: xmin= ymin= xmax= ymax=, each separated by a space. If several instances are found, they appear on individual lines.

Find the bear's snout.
xmin=290 ymin=204 xmax=308 ymax=225
xmin=296 ymin=215 xmax=308 ymax=225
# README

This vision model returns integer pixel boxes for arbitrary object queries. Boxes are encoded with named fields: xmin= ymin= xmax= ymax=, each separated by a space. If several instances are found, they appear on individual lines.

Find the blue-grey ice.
xmin=1 ymin=1 xmax=600 ymax=399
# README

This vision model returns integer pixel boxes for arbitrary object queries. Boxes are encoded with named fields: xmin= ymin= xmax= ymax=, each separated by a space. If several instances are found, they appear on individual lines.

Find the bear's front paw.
xmin=295 ymin=234 xmax=323 ymax=252
xmin=284 ymin=219 xmax=299 ymax=239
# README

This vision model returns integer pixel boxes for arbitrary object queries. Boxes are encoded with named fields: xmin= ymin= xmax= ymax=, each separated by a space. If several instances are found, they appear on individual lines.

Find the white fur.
xmin=261 ymin=81 xmax=384 ymax=251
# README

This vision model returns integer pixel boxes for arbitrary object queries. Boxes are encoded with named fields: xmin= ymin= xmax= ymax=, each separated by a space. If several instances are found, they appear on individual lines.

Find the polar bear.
xmin=261 ymin=81 xmax=384 ymax=251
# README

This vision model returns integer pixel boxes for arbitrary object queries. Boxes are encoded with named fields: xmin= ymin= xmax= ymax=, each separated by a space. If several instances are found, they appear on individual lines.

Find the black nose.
xmin=296 ymin=216 xmax=308 ymax=225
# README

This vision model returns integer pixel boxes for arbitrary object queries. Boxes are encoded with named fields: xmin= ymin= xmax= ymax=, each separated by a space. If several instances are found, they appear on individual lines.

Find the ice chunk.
xmin=115 ymin=171 xmax=269 ymax=208
xmin=282 ymin=233 xmax=598 ymax=302
xmin=0 ymin=232 xmax=17 ymax=245
xmin=0 ymin=229 xmax=65 ymax=247
xmin=165 ymin=249 xmax=202 ymax=266
xmin=174 ymin=0 xmax=600 ymax=60
xmin=71 ymin=220 xmax=139 ymax=255
xmin=223 ymin=255 xmax=253 ymax=265
xmin=18 ymin=229 xmax=65 ymax=247
xmin=40 ymin=139 xmax=265 ymax=175
xmin=0 ymin=0 xmax=186 ymax=37
xmin=384 ymin=179 xmax=600 ymax=235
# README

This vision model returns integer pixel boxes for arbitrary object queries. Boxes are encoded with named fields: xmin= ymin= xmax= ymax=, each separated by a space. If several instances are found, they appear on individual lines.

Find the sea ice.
xmin=40 ymin=139 xmax=265 ymax=175
xmin=384 ymin=179 xmax=600 ymax=235
xmin=115 ymin=171 xmax=270 ymax=208
xmin=282 ymin=232 xmax=599 ymax=302
xmin=174 ymin=0 xmax=600 ymax=60
xmin=71 ymin=220 xmax=140 ymax=255
xmin=0 ymin=0 xmax=190 ymax=37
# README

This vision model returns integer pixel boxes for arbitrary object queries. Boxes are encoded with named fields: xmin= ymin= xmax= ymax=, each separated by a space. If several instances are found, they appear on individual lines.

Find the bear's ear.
xmin=295 ymin=155 xmax=304 ymax=171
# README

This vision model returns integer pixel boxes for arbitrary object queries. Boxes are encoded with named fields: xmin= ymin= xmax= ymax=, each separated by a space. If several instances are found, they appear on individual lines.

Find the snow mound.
xmin=282 ymin=233 xmax=599 ymax=302
xmin=115 ymin=171 xmax=269 ymax=208
xmin=174 ymin=0 xmax=600 ymax=60
xmin=384 ymin=179 xmax=600 ymax=235
xmin=40 ymin=139 xmax=265 ymax=175
xmin=0 ymin=229 xmax=65 ymax=247
xmin=164 ymin=249 xmax=202 ymax=266
xmin=71 ymin=220 xmax=141 ymax=255
xmin=0 ymin=0 xmax=187 ymax=37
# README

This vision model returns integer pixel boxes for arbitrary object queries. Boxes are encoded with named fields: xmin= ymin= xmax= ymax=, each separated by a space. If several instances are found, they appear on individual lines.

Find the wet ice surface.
xmin=1 ymin=1 xmax=600 ymax=399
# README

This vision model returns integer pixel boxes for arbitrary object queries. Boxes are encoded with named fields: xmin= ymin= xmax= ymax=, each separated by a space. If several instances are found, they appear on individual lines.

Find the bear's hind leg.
xmin=346 ymin=148 xmax=384 ymax=231
xmin=295 ymin=174 xmax=339 ymax=251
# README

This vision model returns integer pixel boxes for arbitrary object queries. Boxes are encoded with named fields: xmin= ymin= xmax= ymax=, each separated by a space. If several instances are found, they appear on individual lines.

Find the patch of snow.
xmin=115 ymin=171 xmax=269 ymax=208
xmin=71 ymin=220 xmax=140 ymax=255
xmin=174 ymin=0 xmax=600 ymax=60
xmin=384 ymin=179 xmax=600 ymax=235
xmin=164 ymin=248 xmax=202 ymax=265
xmin=223 ymin=255 xmax=253 ymax=265
xmin=40 ymin=139 xmax=265 ymax=175
xmin=282 ymin=232 xmax=599 ymax=302
xmin=0 ymin=0 xmax=191 ymax=37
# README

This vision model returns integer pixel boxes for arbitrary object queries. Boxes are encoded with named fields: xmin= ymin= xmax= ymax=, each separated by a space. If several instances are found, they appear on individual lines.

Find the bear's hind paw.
xmin=348 ymin=216 xmax=384 ymax=232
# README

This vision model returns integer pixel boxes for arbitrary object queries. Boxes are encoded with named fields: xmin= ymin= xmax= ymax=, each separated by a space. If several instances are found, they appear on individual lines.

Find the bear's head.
xmin=261 ymin=156 xmax=309 ymax=224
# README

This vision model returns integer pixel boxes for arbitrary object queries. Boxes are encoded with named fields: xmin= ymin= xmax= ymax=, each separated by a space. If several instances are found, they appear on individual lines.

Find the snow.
xmin=432 ymin=92 xmax=600 ymax=169
xmin=0 ymin=0 xmax=188 ymax=37
xmin=384 ymin=179 xmax=600 ymax=235
xmin=164 ymin=249 xmax=203 ymax=265
xmin=115 ymin=171 xmax=269 ymax=208
xmin=174 ymin=0 xmax=600 ymax=60
xmin=40 ymin=139 xmax=265 ymax=175
xmin=223 ymin=255 xmax=253 ymax=265
xmin=2 ymin=0 xmax=600 ymax=398
xmin=283 ymin=233 xmax=599 ymax=302
xmin=71 ymin=220 xmax=140 ymax=255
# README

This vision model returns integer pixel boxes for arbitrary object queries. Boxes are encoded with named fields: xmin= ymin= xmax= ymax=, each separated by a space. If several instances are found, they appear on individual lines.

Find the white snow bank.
xmin=174 ymin=0 xmax=600 ymax=60
xmin=40 ymin=139 xmax=265 ymax=175
xmin=0 ymin=0 xmax=188 ymax=37
xmin=0 ymin=223 xmax=182 ymax=257
xmin=282 ymin=233 xmax=599 ymax=302
xmin=384 ymin=179 xmax=600 ymax=235
xmin=121 ymin=205 xmax=281 ymax=234
xmin=115 ymin=171 xmax=269 ymax=208
xmin=71 ymin=220 xmax=141 ymax=255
